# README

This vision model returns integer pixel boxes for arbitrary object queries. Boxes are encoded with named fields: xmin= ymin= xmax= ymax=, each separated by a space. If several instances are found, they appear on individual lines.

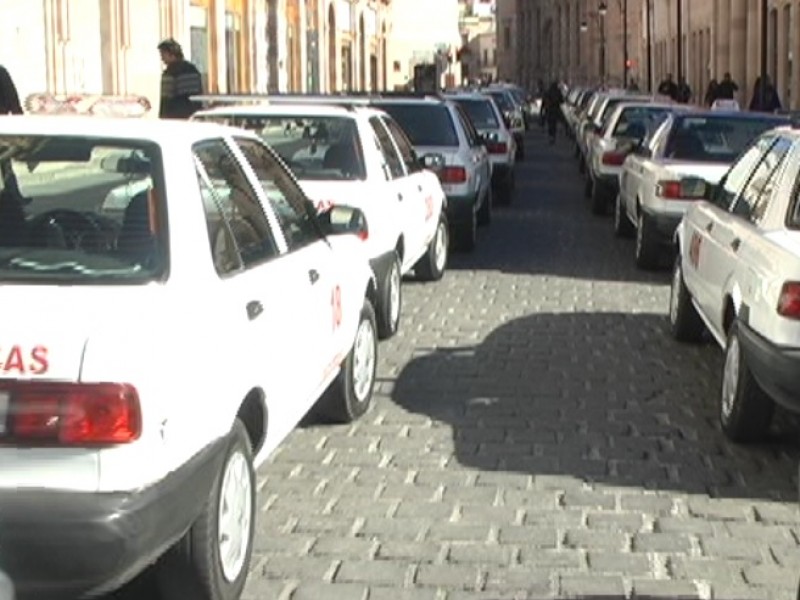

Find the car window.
xmin=646 ymin=118 xmax=672 ymax=156
xmin=381 ymin=116 xmax=421 ymax=174
xmin=454 ymin=106 xmax=480 ymax=147
xmin=369 ymin=116 xmax=405 ymax=179
xmin=373 ymin=103 xmax=459 ymax=147
xmin=234 ymin=137 xmax=321 ymax=251
xmin=0 ymin=135 xmax=167 ymax=284
xmin=454 ymin=98 xmax=499 ymax=129
xmin=487 ymin=91 xmax=513 ymax=113
xmin=665 ymin=115 xmax=786 ymax=162
xmin=612 ymin=106 xmax=672 ymax=138
xmin=732 ymin=136 xmax=792 ymax=224
xmin=714 ymin=137 xmax=774 ymax=211
xmin=193 ymin=139 xmax=280 ymax=274
xmin=193 ymin=114 xmax=366 ymax=181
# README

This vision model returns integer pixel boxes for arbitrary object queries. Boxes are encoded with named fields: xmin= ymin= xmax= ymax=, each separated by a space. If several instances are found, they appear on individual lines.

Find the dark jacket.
xmin=749 ymin=81 xmax=782 ymax=113
xmin=657 ymin=80 xmax=678 ymax=100
xmin=159 ymin=60 xmax=203 ymax=119
xmin=0 ymin=65 xmax=22 ymax=115
xmin=716 ymin=79 xmax=738 ymax=100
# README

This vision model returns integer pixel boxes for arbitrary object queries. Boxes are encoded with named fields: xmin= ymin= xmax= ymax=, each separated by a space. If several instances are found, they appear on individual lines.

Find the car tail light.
xmin=655 ymin=179 xmax=707 ymax=200
xmin=439 ymin=166 xmax=467 ymax=184
xmin=487 ymin=142 xmax=508 ymax=154
xmin=777 ymin=282 xmax=800 ymax=319
xmin=601 ymin=151 xmax=626 ymax=166
xmin=0 ymin=382 xmax=141 ymax=445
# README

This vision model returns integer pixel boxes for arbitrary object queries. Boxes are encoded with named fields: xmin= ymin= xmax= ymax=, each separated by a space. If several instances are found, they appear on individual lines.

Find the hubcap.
xmin=218 ymin=451 xmax=252 ymax=583
xmin=389 ymin=261 xmax=401 ymax=328
xmin=669 ymin=262 xmax=682 ymax=325
xmin=721 ymin=334 xmax=741 ymax=419
xmin=434 ymin=222 xmax=447 ymax=272
xmin=352 ymin=317 xmax=376 ymax=402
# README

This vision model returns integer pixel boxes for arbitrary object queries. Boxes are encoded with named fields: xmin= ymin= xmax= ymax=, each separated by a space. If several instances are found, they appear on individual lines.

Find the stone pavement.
xmin=248 ymin=129 xmax=800 ymax=600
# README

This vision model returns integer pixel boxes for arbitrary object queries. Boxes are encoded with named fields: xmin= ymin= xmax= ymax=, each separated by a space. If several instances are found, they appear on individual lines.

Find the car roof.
xmin=443 ymin=92 xmax=493 ymax=101
xmin=193 ymin=102 xmax=376 ymax=118
xmin=0 ymin=115 xmax=242 ymax=145
xmin=674 ymin=109 xmax=790 ymax=121
xmin=369 ymin=96 xmax=449 ymax=106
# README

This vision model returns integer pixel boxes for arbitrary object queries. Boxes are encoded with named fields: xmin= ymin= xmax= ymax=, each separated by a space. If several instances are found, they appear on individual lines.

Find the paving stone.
xmin=335 ymin=561 xmax=409 ymax=586
xmin=587 ymin=552 xmax=653 ymax=576
xmin=633 ymin=532 xmax=693 ymax=553
xmin=376 ymin=541 xmax=441 ymax=563
xmin=414 ymin=564 xmax=481 ymax=589
xmin=559 ymin=574 xmax=626 ymax=598
xmin=290 ymin=582 xmax=369 ymax=600
xmin=630 ymin=578 xmax=701 ymax=598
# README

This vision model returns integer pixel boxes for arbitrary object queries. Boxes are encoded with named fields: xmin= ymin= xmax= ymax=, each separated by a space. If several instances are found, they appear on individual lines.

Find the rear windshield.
xmin=0 ymin=136 xmax=166 ymax=284
xmin=453 ymin=98 xmax=499 ymax=129
xmin=487 ymin=92 xmax=513 ymax=112
xmin=666 ymin=116 xmax=787 ymax=162
xmin=193 ymin=114 xmax=366 ymax=181
xmin=373 ymin=103 xmax=459 ymax=147
xmin=611 ymin=106 xmax=673 ymax=137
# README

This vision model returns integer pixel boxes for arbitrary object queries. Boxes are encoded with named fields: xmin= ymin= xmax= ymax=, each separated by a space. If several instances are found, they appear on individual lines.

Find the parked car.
xmin=193 ymin=97 xmax=449 ymax=339
xmin=366 ymin=94 xmax=492 ymax=251
xmin=670 ymin=124 xmax=800 ymax=442
xmin=0 ymin=99 xmax=378 ymax=600
xmin=616 ymin=109 xmax=789 ymax=268
xmin=445 ymin=90 xmax=517 ymax=205
xmin=483 ymin=86 xmax=527 ymax=160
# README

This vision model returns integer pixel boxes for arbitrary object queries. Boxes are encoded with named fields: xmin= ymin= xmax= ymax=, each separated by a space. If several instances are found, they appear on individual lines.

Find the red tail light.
xmin=439 ymin=166 xmax=467 ymax=184
xmin=0 ymin=382 xmax=141 ymax=445
xmin=777 ymin=282 xmax=800 ymax=319
xmin=487 ymin=142 xmax=508 ymax=154
xmin=601 ymin=151 xmax=626 ymax=166
xmin=656 ymin=180 xmax=683 ymax=199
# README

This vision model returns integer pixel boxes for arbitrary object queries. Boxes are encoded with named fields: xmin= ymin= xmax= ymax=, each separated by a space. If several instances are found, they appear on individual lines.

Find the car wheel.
xmin=477 ymin=186 xmax=492 ymax=226
xmin=323 ymin=300 xmax=378 ymax=423
xmin=157 ymin=420 xmax=256 ymax=600
xmin=635 ymin=212 xmax=660 ymax=270
xmin=376 ymin=252 xmax=402 ymax=339
xmin=415 ymin=214 xmax=448 ymax=281
xmin=720 ymin=321 xmax=775 ymax=443
xmin=458 ymin=209 xmax=477 ymax=252
xmin=668 ymin=256 xmax=705 ymax=342
xmin=613 ymin=194 xmax=635 ymax=238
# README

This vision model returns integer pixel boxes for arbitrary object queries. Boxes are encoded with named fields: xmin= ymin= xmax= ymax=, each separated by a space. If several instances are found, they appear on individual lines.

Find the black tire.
xmin=157 ymin=420 xmax=256 ymax=600
xmin=613 ymin=193 xmax=635 ymax=238
xmin=477 ymin=186 xmax=492 ymax=226
xmin=719 ymin=321 xmax=775 ymax=443
xmin=376 ymin=252 xmax=402 ymax=339
xmin=590 ymin=179 xmax=607 ymax=215
xmin=668 ymin=256 xmax=705 ymax=342
xmin=584 ymin=175 xmax=592 ymax=199
xmin=322 ymin=300 xmax=378 ymax=423
xmin=457 ymin=209 xmax=477 ymax=252
xmin=415 ymin=214 xmax=448 ymax=281
xmin=635 ymin=211 xmax=660 ymax=269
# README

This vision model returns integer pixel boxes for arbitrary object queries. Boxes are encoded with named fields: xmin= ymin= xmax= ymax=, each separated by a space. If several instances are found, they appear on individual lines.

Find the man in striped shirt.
xmin=157 ymin=39 xmax=203 ymax=119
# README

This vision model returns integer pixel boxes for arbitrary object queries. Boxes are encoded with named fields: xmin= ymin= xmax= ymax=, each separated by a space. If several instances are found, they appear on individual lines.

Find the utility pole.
xmin=645 ymin=0 xmax=652 ymax=92
xmin=622 ymin=0 xmax=628 ymax=88
xmin=676 ymin=0 xmax=683 ymax=82
xmin=760 ymin=0 xmax=768 ymax=109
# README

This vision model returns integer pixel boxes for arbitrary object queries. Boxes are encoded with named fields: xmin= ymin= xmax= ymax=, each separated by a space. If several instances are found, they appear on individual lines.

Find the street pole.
xmin=760 ymin=0 xmax=768 ymax=109
xmin=676 ymin=0 xmax=682 ymax=83
xmin=646 ymin=0 xmax=652 ymax=92
xmin=600 ymin=18 xmax=606 ymax=85
xmin=622 ymin=0 xmax=628 ymax=88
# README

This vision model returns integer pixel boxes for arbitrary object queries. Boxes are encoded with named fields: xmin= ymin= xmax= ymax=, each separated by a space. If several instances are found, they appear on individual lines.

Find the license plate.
xmin=0 ymin=391 xmax=8 ymax=435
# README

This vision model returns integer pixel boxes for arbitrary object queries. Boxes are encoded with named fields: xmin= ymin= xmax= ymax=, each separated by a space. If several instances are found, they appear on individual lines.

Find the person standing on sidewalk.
xmin=542 ymin=81 xmax=564 ymax=145
xmin=0 ymin=65 xmax=22 ymax=115
xmin=157 ymin=39 xmax=203 ymax=119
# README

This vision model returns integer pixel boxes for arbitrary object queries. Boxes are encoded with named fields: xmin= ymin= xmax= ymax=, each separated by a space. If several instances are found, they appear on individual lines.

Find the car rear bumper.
xmin=0 ymin=437 xmax=227 ymax=600
xmin=738 ymin=321 xmax=800 ymax=413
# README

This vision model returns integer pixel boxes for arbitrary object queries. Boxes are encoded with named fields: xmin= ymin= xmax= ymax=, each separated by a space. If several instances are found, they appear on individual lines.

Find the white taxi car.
xmin=616 ymin=110 xmax=789 ymax=269
xmin=670 ymin=125 xmax=800 ymax=442
xmin=0 ymin=98 xmax=379 ymax=600
xmin=192 ymin=97 xmax=449 ymax=339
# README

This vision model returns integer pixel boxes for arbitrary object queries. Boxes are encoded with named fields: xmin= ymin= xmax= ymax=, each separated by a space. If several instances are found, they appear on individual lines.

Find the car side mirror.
xmin=420 ymin=152 xmax=445 ymax=171
xmin=317 ymin=204 xmax=369 ymax=240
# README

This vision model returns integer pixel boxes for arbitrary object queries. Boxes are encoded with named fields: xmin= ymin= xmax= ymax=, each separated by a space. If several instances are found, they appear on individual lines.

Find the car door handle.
xmin=730 ymin=238 xmax=741 ymax=251
xmin=705 ymin=222 xmax=714 ymax=232
xmin=308 ymin=269 xmax=320 ymax=284
xmin=246 ymin=300 xmax=263 ymax=321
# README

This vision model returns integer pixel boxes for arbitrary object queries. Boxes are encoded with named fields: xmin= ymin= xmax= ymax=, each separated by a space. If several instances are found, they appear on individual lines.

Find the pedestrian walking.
xmin=676 ymin=77 xmax=692 ymax=104
xmin=627 ymin=77 xmax=640 ymax=92
xmin=749 ymin=76 xmax=782 ymax=113
xmin=157 ymin=38 xmax=203 ymax=119
xmin=543 ymin=81 xmax=564 ymax=145
xmin=657 ymin=73 xmax=678 ymax=100
xmin=716 ymin=72 xmax=738 ymax=100
xmin=704 ymin=79 xmax=719 ymax=107
xmin=0 ymin=65 xmax=22 ymax=115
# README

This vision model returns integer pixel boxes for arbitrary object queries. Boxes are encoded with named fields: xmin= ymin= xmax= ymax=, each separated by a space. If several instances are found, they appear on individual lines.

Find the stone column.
xmin=728 ymin=0 xmax=746 ymax=104
xmin=745 ymin=0 xmax=759 ymax=99
xmin=776 ymin=3 xmax=787 ymax=103
xmin=715 ymin=0 xmax=729 ymax=79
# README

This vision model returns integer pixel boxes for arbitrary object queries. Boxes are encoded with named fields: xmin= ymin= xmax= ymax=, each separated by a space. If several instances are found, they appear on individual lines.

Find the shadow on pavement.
xmin=390 ymin=310 xmax=800 ymax=500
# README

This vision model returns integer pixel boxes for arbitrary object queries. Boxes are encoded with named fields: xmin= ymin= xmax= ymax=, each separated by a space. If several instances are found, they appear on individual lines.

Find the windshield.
xmin=0 ymin=136 xmax=166 ymax=284
xmin=666 ymin=116 xmax=787 ymax=162
xmin=193 ymin=114 xmax=366 ymax=181
xmin=611 ymin=106 xmax=673 ymax=137
xmin=454 ymin=99 xmax=499 ymax=129
xmin=373 ymin=103 xmax=459 ymax=147
xmin=487 ymin=91 xmax=513 ymax=112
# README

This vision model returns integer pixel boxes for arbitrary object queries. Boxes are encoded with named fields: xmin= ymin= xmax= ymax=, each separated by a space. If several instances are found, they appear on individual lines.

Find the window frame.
xmin=732 ymin=135 xmax=792 ymax=224
xmin=380 ymin=115 xmax=421 ymax=174
xmin=369 ymin=116 xmax=406 ymax=180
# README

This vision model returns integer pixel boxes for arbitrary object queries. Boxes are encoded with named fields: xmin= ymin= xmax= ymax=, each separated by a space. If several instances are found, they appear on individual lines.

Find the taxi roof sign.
xmin=24 ymin=94 xmax=152 ymax=118
xmin=711 ymin=99 xmax=740 ymax=112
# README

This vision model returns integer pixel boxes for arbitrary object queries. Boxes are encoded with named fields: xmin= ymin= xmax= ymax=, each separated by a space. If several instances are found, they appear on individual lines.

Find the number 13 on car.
xmin=331 ymin=284 xmax=342 ymax=330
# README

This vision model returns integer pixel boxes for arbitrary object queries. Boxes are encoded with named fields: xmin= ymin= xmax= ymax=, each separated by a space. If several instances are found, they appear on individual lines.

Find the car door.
xmin=622 ymin=120 xmax=669 ymax=220
xmin=380 ymin=114 xmax=435 ymax=260
xmin=688 ymin=136 xmax=777 ymax=331
xmin=192 ymin=139 xmax=303 ymax=431
xmin=232 ymin=136 xmax=341 ymax=410
xmin=454 ymin=105 xmax=490 ymax=199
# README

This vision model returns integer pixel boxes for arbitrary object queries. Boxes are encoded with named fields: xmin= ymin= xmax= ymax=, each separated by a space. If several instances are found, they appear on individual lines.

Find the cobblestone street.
xmin=237 ymin=128 xmax=800 ymax=600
